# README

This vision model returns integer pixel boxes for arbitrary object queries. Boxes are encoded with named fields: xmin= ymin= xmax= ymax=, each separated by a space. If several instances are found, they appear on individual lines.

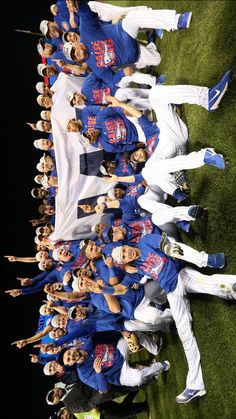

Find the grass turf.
xmin=108 ymin=1 xmax=236 ymax=418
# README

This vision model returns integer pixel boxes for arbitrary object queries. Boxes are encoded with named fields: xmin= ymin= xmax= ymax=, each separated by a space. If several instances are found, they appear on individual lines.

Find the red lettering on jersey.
xmin=91 ymin=39 xmax=116 ymax=68
xmin=105 ymin=118 xmax=127 ymax=144
xmin=95 ymin=343 xmax=115 ymax=367
xmin=92 ymin=87 xmax=111 ymax=104
xmin=88 ymin=115 xmax=97 ymax=130
xmin=141 ymin=252 xmax=166 ymax=280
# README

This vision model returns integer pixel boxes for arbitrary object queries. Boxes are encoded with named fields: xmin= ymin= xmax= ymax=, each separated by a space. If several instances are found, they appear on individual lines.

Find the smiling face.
xmin=120 ymin=245 xmax=140 ymax=264
xmin=131 ymin=149 xmax=148 ymax=163
xmin=111 ymin=226 xmax=127 ymax=242
xmin=84 ymin=242 xmax=102 ymax=259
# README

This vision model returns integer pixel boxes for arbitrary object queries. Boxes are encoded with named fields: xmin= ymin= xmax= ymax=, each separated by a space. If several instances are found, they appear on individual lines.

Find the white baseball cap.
xmin=99 ymin=161 xmax=108 ymax=176
xmin=38 ymin=260 xmax=46 ymax=271
xmin=52 ymin=248 xmax=60 ymax=261
xmin=36 ymin=162 xmax=45 ymax=173
xmin=40 ymin=110 xmax=48 ymax=120
xmin=48 ymin=330 xmax=56 ymax=339
xmin=37 ymin=42 xmax=45 ymax=57
xmin=63 ymin=42 xmax=74 ymax=60
xmin=34 ymin=140 xmax=41 ymax=149
xmin=36 ymin=121 xmax=44 ymax=132
xmin=111 ymin=246 xmax=123 ymax=264
xmin=37 ymin=94 xmax=45 ymax=106
xmin=67 ymin=91 xmax=75 ymax=106
xmin=40 ymin=20 xmax=49 ymax=37
xmin=43 ymin=361 xmax=53 ymax=376
xmin=36 ymin=82 xmax=45 ymax=94
xmin=39 ymin=304 xmax=48 ymax=316
xmin=37 ymin=63 xmax=47 ymax=77
xmin=72 ymin=278 xmax=80 ymax=292
xmin=91 ymin=224 xmax=97 ymax=233
xmin=68 ymin=305 xmax=77 ymax=320
xmin=79 ymin=134 xmax=90 ymax=147
xmin=51 ymin=314 xmax=60 ymax=328
xmin=108 ymin=189 xmax=115 ymax=200
xmin=41 ymin=174 xmax=49 ymax=189
xmin=97 ymin=196 xmax=106 ymax=205
xmin=34 ymin=236 xmax=40 ymax=244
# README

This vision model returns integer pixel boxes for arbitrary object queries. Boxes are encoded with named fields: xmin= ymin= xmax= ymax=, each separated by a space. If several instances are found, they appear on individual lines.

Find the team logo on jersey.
xmin=86 ymin=115 xmax=97 ymax=131
xmin=91 ymin=39 xmax=116 ymax=67
xmin=95 ymin=343 xmax=115 ymax=367
xmin=129 ymin=219 xmax=153 ymax=243
xmin=73 ymin=255 xmax=88 ymax=268
xmin=105 ymin=118 xmax=127 ymax=143
xmin=146 ymin=135 xmax=159 ymax=157
xmin=126 ymin=184 xmax=143 ymax=197
xmin=92 ymin=87 xmax=111 ymax=104
xmin=141 ymin=252 xmax=166 ymax=280
xmin=62 ymin=21 xmax=70 ymax=31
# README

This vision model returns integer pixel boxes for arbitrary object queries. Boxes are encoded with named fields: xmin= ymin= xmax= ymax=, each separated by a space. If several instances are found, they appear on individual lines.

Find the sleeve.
xmin=31 ymin=271 xmax=48 ymax=283
xmin=141 ymin=233 xmax=163 ymax=249
xmin=121 ymin=272 xmax=142 ymax=287
xmin=133 ymin=173 xmax=144 ymax=183
xmin=102 ymin=142 xmax=137 ymax=153
xmin=96 ymin=372 xmax=108 ymax=392
xmin=93 ymin=67 xmax=127 ymax=87
xmin=22 ymin=275 xmax=55 ymax=295
xmin=54 ymin=327 xmax=86 ymax=347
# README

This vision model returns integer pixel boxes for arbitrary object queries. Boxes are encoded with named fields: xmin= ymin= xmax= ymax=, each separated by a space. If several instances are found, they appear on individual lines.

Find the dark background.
xmin=2 ymin=1 xmax=59 ymax=417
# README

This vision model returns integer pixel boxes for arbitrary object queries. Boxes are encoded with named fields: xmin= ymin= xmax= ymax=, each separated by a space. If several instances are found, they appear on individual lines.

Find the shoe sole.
xmin=176 ymin=389 xmax=206 ymax=404
xmin=186 ymin=12 xmax=192 ymax=28
xmin=218 ymin=283 xmax=236 ymax=299
xmin=209 ymin=70 xmax=233 ymax=111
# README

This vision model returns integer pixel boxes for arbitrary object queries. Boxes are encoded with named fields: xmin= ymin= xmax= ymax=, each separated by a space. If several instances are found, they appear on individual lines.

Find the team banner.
xmin=49 ymin=73 xmax=113 ymax=243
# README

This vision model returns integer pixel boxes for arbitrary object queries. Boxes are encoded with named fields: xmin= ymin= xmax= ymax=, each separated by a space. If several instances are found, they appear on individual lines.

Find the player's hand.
xmin=17 ymin=277 xmax=32 ymax=286
xmin=93 ymin=356 xmax=102 ymax=373
xmin=63 ymin=270 xmax=71 ymax=284
xmin=4 ymin=255 xmax=17 ymax=262
xmin=103 ymin=174 xmax=118 ymax=183
xmin=105 ymin=95 xmax=121 ymax=107
xmin=33 ymin=343 xmax=55 ymax=353
xmin=95 ymin=204 xmax=105 ymax=214
xmin=52 ymin=59 xmax=67 ymax=68
xmin=123 ymin=66 xmax=134 ymax=76
xmin=102 ymin=255 xmax=114 ymax=268
xmin=11 ymin=339 xmax=27 ymax=348
xmin=26 ymin=122 xmax=37 ymax=130
xmin=5 ymin=289 xmax=23 ymax=297
xmin=29 ymin=354 xmax=40 ymax=363
xmin=90 ymin=260 xmax=97 ymax=272
xmin=125 ymin=265 xmax=138 ymax=274
xmin=163 ymin=243 xmax=184 ymax=259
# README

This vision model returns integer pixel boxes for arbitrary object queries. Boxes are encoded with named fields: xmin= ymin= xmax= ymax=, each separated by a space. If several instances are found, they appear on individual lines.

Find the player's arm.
xmin=104 ymin=294 xmax=121 ymax=314
xmin=11 ymin=325 xmax=52 ymax=348
xmin=106 ymin=95 xmax=142 ymax=118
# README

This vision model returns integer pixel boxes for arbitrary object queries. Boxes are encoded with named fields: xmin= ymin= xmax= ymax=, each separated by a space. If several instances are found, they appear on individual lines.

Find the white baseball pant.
xmin=117 ymin=337 xmax=164 ymax=386
xmin=148 ymin=84 xmax=208 ymax=159
xmin=117 ymin=71 xmax=157 ymax=88
xmin=167 ymin=267 xmax=236 ymax=390
xmin=115 ymin=88 xmax=151 ymax=111
xmin=136 ymin=331 xmax=161 ymax=355
xmin=88 ymin=2 xmax=149 ymax=22
xmin=142 ymin=148 xmax=211 ymax=195
xmin=138 ymin=188 xmax=200 ymax=227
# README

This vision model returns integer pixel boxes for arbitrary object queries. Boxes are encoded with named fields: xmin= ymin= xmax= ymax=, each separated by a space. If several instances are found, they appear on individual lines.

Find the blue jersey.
xmin=122 ymin=234 xmax=184 ymax=292
xmin=81 ymin=73 xmax=119 ymax=105
xmin=122 ymin=217 xmax=161 ymax=245
xmin=77 ymin=332 xmax=123 ymax=391
xmin=78 ymin=106 xmax=102 ymax=132
xmin=54 ymin=307 xmax=125 ymax=347
xmin=138 ymin=116 xmax=160 ymax=154
xmin=94 ymin=107 xmax=139 ymax=152
xmin=79 ymin=1 xmax=139 ymax=84
xmin=119 ymin=186 xmax=147 ymax=222
xmin=91 ymin=286 xmax=144 ymax=320
xmin=22 ymin=267 xmax=65 ymax=295
xmin=115 ymin=153 xmax=136 ymax=177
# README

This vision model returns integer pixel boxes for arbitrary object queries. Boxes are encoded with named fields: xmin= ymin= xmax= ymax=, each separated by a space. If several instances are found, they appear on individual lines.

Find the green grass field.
xmin=109 ymin=1 xmax=236 ymax=418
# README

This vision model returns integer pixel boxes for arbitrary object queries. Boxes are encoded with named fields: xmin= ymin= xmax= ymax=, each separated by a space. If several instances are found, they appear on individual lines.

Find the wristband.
xmin=102 ymin=285 xmax=115 ymax=295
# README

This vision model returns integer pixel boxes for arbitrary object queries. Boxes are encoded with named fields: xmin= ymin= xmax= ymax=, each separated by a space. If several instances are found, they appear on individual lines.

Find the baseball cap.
xmin=101 ymin=225 xmax=112 ymax=244
xmin=36 ymin=162 xmax=44 ymax=172
xmin=38 ymin=260 xmax=46 ymax=271
xmin=41 ymin=174 xmax=49 ymax=189
xmin=31 ymin=188 xmax=38 ymax=198
xmin=108 ymin=189 xmax=115 ymax=200
xmin=37 ymin=95 xmax=45 ymax=106
xmin=67 ymin=305 xmax=77 ymax=320
xmin=37 ymin=38 xmax=45 ymax=56
xmin=97 ymin=196 xmax=106 ymax=205
xmin=91 ymin=224 xmax=97 ymax=233
xmin=111 ymin=246 xmax=123 ymax=263
xmin=36 ymin=82 xmax=45 ymax=94
xmin=36 ymin=121 xmax=45 ymax=132
xmin=34 ymin=139 xmax=41 ymax=149
xmin=37 ymin=63 xmax=47 ymax=77
xmin=67 ymin=91 xmax=75 ymax=107
xmin=39 ymin=304 xmax=48 ymax=316
xmin=63 ymin=42 xmax=74 ymax=60
xmin=43 ymin=361 xmax=53 ymax=376
xmin=52 ymin=248 xmax=60 ymax=261
xmin=99 ymin=161 xmax=108 ymax=176
xmin=34 ymin=236 xmax=40 ymax=244
xmin=51 ymin=314 xmax=60 ymax=328
xmin=79 ymin=134 xmax=90 ymax=147
xmin=40 ymin=20 xmax=49 ymax=37
xmin=40 ymin=110 xmax=48 ymax=120
xmin=46 ymin=389 xmax=55 ymax=405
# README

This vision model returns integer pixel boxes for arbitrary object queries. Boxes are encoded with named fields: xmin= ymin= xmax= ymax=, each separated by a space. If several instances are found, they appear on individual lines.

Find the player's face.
xmin=51 ymin=388 xmax=65 ymax=403
xmin=78 ymin=204 xmax=94 ymax=213
xmin=44 ymin=44 xmax=54 ymax=58
xmin=63 ymin=348 xmax=81 ymax=366
xmin=41 ymin=259 xmax=54 ymax=270
xmin=45 ymin=67 xmax=57 ymax=77
xmin=53 ymin=328 xmax=65 ymax=338
xmin=41 ymin=121 xmax=51 ymax=132
xmin=60 ymin=408 xmax=74 ymax=419
xmin=114 ymin=188 xmax=125 ymax=199
xmin=41 ymin=96 xmax=52 ymax=108
xmin=131 ymin=149 xmax=148 ymax=162
xmin=106 ymin=161 xmax=117 ymax=174
xmin=58 ymin=248 xmax=72 ymax=262
xmin=78 ymin=276 xmax=97 ymax=292
xmin=85 ymin=242 xmax=102 ymax=259
xmin=77 ymin=267 xmax=92 ymax=279
xmin=112 ymin=226 xmax=126 ymax=242
xmin=73 ymin=92 xmax=85 ymax=106
xmin=120 ymin=245 xmax=139 ymax=264
xmin=67 ymin=31 xmax=80 ymax=43
xmin=74 ymin=306 xmax=88 ymax=320
xmin=39 ymin=138 xmax=53 ymax=150
xmin=48 ymin=22 xmax=61 ymax=38
xmin=67 ymin=120 xmax=80 ymax=132
xmin=73 ymin=42 xmax=88 ymax=61
xmin=57 ymin=315 xmax=68 ymax=328
xmin=84 ymin=129 xmax=100 ymax=145
xmin=43 ymin=111 xmax=51 ymax=121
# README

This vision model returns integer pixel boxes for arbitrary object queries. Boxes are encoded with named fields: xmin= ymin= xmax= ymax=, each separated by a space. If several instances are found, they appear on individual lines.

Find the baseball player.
xmin=101 ymin=234 xmax=236 ymax=403
xmin=62 ymin=331 xmax=170 ymax=391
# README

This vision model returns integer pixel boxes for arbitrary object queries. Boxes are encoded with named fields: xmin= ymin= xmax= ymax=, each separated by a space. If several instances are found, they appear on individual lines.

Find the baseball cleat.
xmin=173 ymin=188 xmax=189 ymax=203
xmin=207 ymin=253 xmax=225 ymax=269
xmin=188 ymin=205 xmax=208 ymax=219
xmin=156 ymin=73 xmax=167 ymax=84
xmin=155 ymin=28 xmax=164 ymax=39
xmin=204 ymin=148 xmax=226 ymax=169
xmin=219 ymin=282 xmax=236 ymax=300
xmin=162 ymin=360 xmax=170 ymax=371
xmin=177 ymin=12 xmax=192 ymax=30
xmin=208 ymin=69 xmax=233 ymax=111
xmin=176 ymin=220 xmax=191 ymax=233
xmin=176 ymin=388 xmax=206 ymax=404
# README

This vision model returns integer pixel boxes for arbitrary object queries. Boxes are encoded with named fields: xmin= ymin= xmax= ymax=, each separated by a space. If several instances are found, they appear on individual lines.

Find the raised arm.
xmin=11 ymin=325 xmax=52 ymax=348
